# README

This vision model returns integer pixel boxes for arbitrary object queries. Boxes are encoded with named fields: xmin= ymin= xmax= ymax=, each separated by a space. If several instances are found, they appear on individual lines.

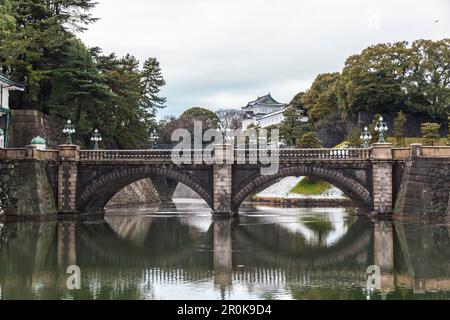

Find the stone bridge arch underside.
xmin=77 ymin=165 xmax=214 ymax=213
xmin=75 ymin=162 xmax=372 ymax=214
xmin=232 ymin=164 xmax=373 ymax=212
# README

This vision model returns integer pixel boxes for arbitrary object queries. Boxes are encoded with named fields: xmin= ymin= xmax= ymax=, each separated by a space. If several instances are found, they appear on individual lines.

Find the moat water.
xmin=0 ymin=201 xmax=449 ymax=300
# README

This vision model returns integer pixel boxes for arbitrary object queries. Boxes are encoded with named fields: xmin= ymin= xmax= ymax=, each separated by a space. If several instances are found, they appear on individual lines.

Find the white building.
xmin=241 ymin=93 xmax=308 ymax=131
xmin=0 ymin=72 xmax=25 ymax=148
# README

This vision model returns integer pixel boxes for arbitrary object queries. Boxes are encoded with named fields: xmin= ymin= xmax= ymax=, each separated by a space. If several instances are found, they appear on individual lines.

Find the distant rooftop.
xmin=243 ymin=93 xmax=286 ymax=109
xmin=0 ymin=72 xmax=25 ymax=90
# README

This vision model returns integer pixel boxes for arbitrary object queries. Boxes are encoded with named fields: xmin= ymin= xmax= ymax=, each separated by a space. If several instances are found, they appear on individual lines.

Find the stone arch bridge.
xmin=1 ymin=143 xmax=449 ymax=216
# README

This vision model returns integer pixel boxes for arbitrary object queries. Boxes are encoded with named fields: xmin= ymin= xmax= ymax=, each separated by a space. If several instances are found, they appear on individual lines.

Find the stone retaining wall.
xmin=394 ymin=158 xmax=450 ymax=215
xmin=251 ymin=196 xmax=354 ymax=208
xmin=106 ymin=178 xmax=160 ymax=208
xmin=8 ymin=110 xmax=63 ymax=148
xmin=0 ymin=160 xmax=57 ymax=218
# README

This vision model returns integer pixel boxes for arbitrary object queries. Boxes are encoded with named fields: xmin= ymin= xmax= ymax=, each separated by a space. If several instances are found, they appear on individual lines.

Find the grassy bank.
xmin=337 ymin=137 xmax=448 ymax=148
xmin=290 ymin=177 xmax=332 ymax=195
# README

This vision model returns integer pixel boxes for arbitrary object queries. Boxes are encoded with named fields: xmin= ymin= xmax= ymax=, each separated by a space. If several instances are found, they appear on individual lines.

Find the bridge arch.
xmin=77 ymin=166 xmax=213 ymax=213
xmin=232 ymin=165 xmax=372 ymax=212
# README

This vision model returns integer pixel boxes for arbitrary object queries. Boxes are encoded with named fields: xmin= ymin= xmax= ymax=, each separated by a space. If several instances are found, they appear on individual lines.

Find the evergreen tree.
xmin=0 ymin=0 xmax=98 ymax=110
xmin=296 ymin=132 xmax=322 ymax=148
xmin=0 ymin=0 xmax=167 ymax=149
xmin=339 ymin=40 xmax=450 ymax=121
xmin=0 ymin=0 xmax=15 ymax=41
xmin=279 ymin=106 xmax=311 ymax=146
xmin=301 ymin=72 xmax=348 ymax=141
xmin=302 ymin=73 xmax=341 ymax=123
xmin=49 ymin=38 xmax=113 ymax=144
xmin=421 ymin=123 xmax=441 ymax=146
xmin=393 ymin=111 xmax=407 ymax=147
xmin=140 ymin=57 xmax=166 ymax=115
xmin=97 ymin=53 xmax=153 ymax=149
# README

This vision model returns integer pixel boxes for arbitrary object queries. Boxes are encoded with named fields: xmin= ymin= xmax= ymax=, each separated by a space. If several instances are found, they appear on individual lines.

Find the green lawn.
xmin=335 ymin=137 xmax=448 ymax=148
xmin=290 ymin=177 xmax=332 ymax=195
xmin=386 ymin=137 xmax=448 ymax=146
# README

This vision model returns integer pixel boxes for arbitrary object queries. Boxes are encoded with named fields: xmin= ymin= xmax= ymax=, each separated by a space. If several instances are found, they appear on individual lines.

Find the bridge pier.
xmin=213 ymin=144 xmax=234 ymax=215
xmin=372 ymin=143 xmax=393 ymax=214
xmin=57 ymin=145 xmax=79 ymax=214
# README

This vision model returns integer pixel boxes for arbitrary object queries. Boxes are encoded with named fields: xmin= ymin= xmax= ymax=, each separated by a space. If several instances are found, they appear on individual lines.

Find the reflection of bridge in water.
xmin=0 ymin=213 xmax=449 ymax=299
xmin=66 ymin=215 xmax=450 ymax=293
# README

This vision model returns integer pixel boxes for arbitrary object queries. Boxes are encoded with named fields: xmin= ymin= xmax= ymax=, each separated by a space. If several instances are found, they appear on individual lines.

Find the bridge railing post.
xmin=410 ymin=143 xmax=423 ymax=158
xmin=57 ymin=145 xmax=80 ymax=214
xmin=25 ymin=145 xmax=38 ymax=160
xmin=372 ymin=143 xmax=394 ymax=214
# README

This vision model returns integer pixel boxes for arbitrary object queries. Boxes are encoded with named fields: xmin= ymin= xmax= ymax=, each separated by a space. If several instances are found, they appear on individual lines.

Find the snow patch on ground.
xmin=256 ymin=177 xmax=346 ymax=199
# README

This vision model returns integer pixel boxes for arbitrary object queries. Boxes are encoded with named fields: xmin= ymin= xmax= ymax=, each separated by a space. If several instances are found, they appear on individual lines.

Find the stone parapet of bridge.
xmin=2 ymin=144 xmax=449 ymax=163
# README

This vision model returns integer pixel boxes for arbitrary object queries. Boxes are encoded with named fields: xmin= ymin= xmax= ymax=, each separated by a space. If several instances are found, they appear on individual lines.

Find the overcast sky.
xmin=78 ymin=0 xmax=449 ymax=119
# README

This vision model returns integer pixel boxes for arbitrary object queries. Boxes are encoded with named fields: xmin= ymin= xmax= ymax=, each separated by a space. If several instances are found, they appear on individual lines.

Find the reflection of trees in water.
xmin=0 ymin=214 xmax=449 ymax=300
xmin=300 ymin=216 xmax=335 ymax=246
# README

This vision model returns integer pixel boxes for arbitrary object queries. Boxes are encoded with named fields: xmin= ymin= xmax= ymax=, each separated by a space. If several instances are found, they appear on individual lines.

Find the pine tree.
xmin=141 ymin=57 xmax=167 ymax=115
xmin=1 ymin=0 xmax=98 ymax=110
xmin=421 ymin=123 xmax=441 ymax=146
xmin=0 ymin=0 xmax=15 ymax=41
xmin=96 ymin=53 xmax=161 ymax=149
xmin=49 ymin=38 xmax=113 ymax=145
xmin=280 ymin=106 xmax=312 ymax=147
xmin=393 ymin=111 xmax=407 ymax=147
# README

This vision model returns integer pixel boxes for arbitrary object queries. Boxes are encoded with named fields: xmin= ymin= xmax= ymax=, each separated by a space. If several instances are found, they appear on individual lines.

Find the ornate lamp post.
xmin=63 ymin=120 xmax=75 ymax=144
xmin=91 ymin=129 xmax=102 ymax=150
xmin=374 ymin=116 xmax=389 ymax=143
xmin=360 ymin=127 xmax=372 ymax=148
xmin=149 ymin=129 xmax=158 ymax=147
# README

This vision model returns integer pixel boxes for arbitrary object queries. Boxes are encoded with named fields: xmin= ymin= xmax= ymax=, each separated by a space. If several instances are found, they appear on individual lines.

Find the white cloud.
xmin=78 ymin=0 xmax=450 ymax=118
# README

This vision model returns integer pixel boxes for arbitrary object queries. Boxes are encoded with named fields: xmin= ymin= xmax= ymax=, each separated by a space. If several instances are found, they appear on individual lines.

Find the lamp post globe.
xmin=63 ymin=120 xmax=75 ymax=144
xmin=375 ymin=116 xmax=389 ymax=143
xmin=91 ymin=129 xmax=102 ymax=150
xmin=149 ymin=129 xmax=158 ymax=148
xmin=360 ymin=127 xmax=372 ymax=148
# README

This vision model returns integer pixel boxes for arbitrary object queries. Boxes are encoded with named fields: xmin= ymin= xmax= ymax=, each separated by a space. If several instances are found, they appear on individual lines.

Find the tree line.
xmin=0 ymin=0 xmax=166 ymax=148
xmin=280 ymin=39 xmax=450 ymax=148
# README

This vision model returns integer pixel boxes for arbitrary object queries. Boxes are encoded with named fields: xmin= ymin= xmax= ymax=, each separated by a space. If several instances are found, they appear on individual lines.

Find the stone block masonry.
xmin=372 ymin=143 xmax=394 ymax=214
xmin=213 ymin=164 xmax=232 ymax=214
xmin=8 ymin=110 xmax=63 ymax=148
xmin=106 ymin=178 xmax=159 ymax=208
xmin=0 ymin=160 xmax=57 ymax=217
xmin=394 ymin=157 xmax=450 ymax=215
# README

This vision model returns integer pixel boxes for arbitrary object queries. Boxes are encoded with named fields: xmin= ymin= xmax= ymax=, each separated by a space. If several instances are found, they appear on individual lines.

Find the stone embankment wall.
xmin=0 ymin=160 xmax=57 ymax=218
xmin=394 ymin=158 xmax=450 ymax=215
xmin=8 ymin=110 xmax=63 ymax=148
xmin=172 ymin=183 xmax=201 ymax=199
xmin=106 ymin=178 xmax=160 ymax=208
xmin=250 ymin=196 xmax=353 ymax=208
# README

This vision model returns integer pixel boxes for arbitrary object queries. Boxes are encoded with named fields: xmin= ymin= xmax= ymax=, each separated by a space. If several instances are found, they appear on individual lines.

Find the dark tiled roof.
xmin=243 ymin=93 xmax=286 ymax=109
xmin=0 ymin=72 xmax=25 ymax=90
